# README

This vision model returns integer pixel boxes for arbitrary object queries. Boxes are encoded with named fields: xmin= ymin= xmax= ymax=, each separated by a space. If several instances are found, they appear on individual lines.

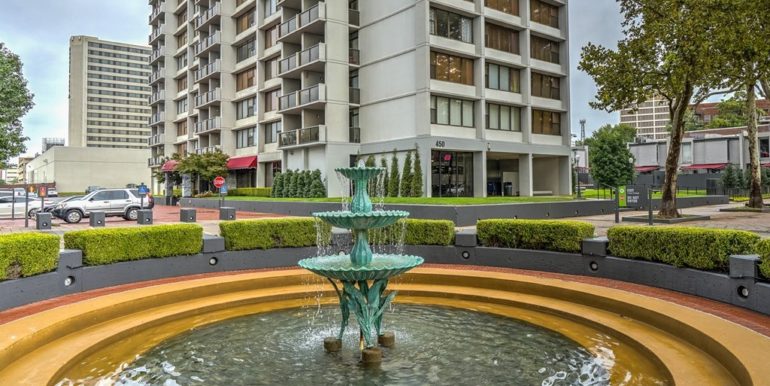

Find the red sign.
xmin=37 ymin=186 xmax=47 ymax=198
xmin=213 ymin=176 xmax=226 ymax=188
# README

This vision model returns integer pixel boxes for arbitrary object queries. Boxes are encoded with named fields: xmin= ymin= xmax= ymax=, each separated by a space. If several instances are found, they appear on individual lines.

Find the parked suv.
xmin=53 ymin=188 xmax=154 ymax=223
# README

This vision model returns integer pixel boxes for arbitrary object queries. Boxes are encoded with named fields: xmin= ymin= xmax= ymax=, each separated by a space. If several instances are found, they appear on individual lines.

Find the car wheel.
xmin=65 ymin=210 xmax=83 ymax=224
xmin=27 ymin=208 xmax=39 ymax=218
xmin=125 ymin=207 xmax=139 ymax=221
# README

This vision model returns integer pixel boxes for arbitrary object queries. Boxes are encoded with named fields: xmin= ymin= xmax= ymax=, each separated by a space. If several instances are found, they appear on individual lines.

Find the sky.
xmin=0 ymin=0 xmax=623 ymax=159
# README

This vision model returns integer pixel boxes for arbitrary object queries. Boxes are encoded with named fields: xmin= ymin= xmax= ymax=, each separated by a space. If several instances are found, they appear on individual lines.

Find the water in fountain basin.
xmin=336 ymin=170 xmax=351 ymax=212
xmin=374 ymin=172 xmax=386 ymax=211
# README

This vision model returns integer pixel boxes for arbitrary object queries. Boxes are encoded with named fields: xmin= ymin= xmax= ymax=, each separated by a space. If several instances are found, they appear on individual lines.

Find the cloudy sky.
xmin=0 ymin=0 xmax=623 ymax=158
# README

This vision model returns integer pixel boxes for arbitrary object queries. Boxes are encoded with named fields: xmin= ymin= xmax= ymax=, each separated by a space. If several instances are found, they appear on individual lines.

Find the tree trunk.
xmin=760 ymin=78 xmax=769 ymax=100
xmin=659 ymin=85 xmax=693 ymax=218
xmin=746 ymin=81 xmax=763 ymax=208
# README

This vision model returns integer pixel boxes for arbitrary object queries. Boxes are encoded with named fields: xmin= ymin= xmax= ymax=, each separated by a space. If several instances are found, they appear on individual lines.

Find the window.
xmin=485 ymin=0 xmax=518 ymax=15
xmin=486 ymin=63 xmax=520 ymax=92
xmin=265 ymin=25 xmax=279 ymax=49
xmin=176 ymin=33 xmax=187 ymax=48
xmin=682 ymin=142 xmax=693 ymax=164
xmin=236 ymin=69 xmax=255 ymax=91
xmin=176 ymin=98 xmax=187 ymax=114
xmin=264 ymin=56 xmax=279 ymax=80
xmin=237 ymin=39 xmax=257 ymax=62
xmin=175 ymin=54 xmax=187 ymax=70
xmin=429 ymin=8 xmax=473 ymax=43
xmin=237 ymin=98 xmax=256 ymax=119
xmin=485 ymin=24 xmax=519 ymax=54
xmin=430 ymin=52 xmax=474 ymax=85
xmin=761 ymin=138 xmax=770 ymax=158
xmin=176 ymin=76 xmax=187 ymax=91
xmin=486 ymin=103 xmax=520 ymax=131
xmin=531 ymin=36 xmax=559 ymax=63
xmin=237 ymin=9 xmax=256 ymax=34
xmin=531 ymin=72 xmax=560 ymax=99
xmin=177 ymin=12 xmax=187 ymax=26
xmin=264 ymin=0 xmax=277 ymax=16
xmin=532 ymin=109 xmax=561 ymax=135
xmin=530 ymin=0 xmax=559 ymax=28
xmin=236 ymin=127 xmax=256 ymax=148
xmin=176 ymin=120 xmax=187 ymax=136
xmin=264 ymin=121 xmax=281 ymax=143
xmin=264 ymin=89 xmax=280 ymax=111
xmin=431 ymin=95 xmax=474 ymax=127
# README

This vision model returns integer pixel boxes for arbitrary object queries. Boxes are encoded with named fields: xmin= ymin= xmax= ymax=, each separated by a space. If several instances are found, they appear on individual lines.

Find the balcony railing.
xmin=149 ymin=134 xmax=165 ymax=146
xmin=279 ymin=52 xmax=297 ymax=74
xmin=193 ymin=116 xmax=222 ymax=134
xmin=279 ymin=126 xmax=325 ymax=147
xmin=279 ymin=16 xmax=297 ymax=38
xmin=195 ymin=2 xmax=220 ymax=29
xmin=299 ymin=126 xmax=320 ymax=144
xmin=299 ymin=4 xmax=321 ymax=27
xmin=299 ymin=84 xmax=321 ymax=105
xmin=148 ymin=156 xmax=164 ymax=167
xmin=299 ymin=43 xmax=321 ymax=66
xmin=194 ymin=88 xmax=220 ymax=107
xmin=349 ymin=127 xmax=360 ymax=143
xmin=149 ymin=69 xmax=164 ymax=84
xmin=150 ymin=90 xmax=166 ymax=104
xmin=194 ymin=59 xmax=220 ymax=81
xmin=349 ymin=8 xmax=359 ymax=26
xmin=278 ymin=130 xmax=297 ymax=147
xmin=150 ymin=112 xmax=166 ymax=125
xmin=149 ymin=7 xmax=163 ymax=23
xmin=195 ymin=145 xmax=221 ymax=154
xmin=194 ymin=31 xmax=220 ymax=55
xmin=150 ymin=48 xmax=164 ymax=63
xmin=279 ymin=91 xmax=297 ymax=111
xmin=349 ymin=87 xmax=360 ymax=104
xmin=149 ymin=25 xmax=164 ymax=42
xmin=349 ymin=48 xmax=360 ymax=65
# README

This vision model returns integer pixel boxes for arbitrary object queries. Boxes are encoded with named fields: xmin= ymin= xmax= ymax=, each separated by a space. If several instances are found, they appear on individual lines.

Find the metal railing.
xmin=299 ymin=3 xmax=321 ymax=26
xmin=194 ymin=88 xmax=220 ymax=107
xmin=149 ymin=69 xmax=164 ymax=84
xmin=194 ymin=60 xmax=220 ymax=81
xmin=349 ymin=87 xmax=360 ymax=104
xmin=299 ymin=44 xmax=321 ymax=66
xmin=150 ymin=48 xmax=163 ymax=63
xmin=196 ymin=2 xmax=220 ymax=28
xmin=193 ymin=116 xmax=222 ymax=133
xmin=349 ymin=48 xmax=360 ymax=65
xmin=279 ymin=53 xmax=297 ymax=74
xmin=299 ymin=84 xmax=321 ymax=105
xmin=279 ymin=16 xmax=297 ymax=38
xmin=279 ymin=92 xmax=297 ymax=111
xmin=148 ymin=134 xmax=165 ymax=146
xmin=149 ymin=7 xmax=163 ymax=23
xmin=149 ymin=26 xmax=164 ymax=42
xmin=150 ymin=112 xmax=166 ymax=125
xmin=148 ymin=156 xmax=164 ymax=167
xmin=150 ymin=90 xmax=165 ymax=104
xmin=299 ymin=126 xmax=320 ymax=144
xmin=279 ymin=130 xmax=297 ymax=147
xmin=195 ymin=31 xmax=220 ymax=55
xmin=349 ymin=8 xmax=359 ymax=26
xmin=194 ymin=145 xmax=221 ymax=154
xmin=349 ymin=127 xmax=360 ymax=143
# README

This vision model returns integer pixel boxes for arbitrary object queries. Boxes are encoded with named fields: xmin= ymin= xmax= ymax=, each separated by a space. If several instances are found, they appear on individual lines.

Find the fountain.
xmin=298 ymin=162 xmax=424 ymax=362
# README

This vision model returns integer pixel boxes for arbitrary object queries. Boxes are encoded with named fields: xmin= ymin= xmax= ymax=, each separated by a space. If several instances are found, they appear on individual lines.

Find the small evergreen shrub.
xmin=272 ymin=173 xmax=284 ymax=197
xmin=64 ymin=224 xmax=203 ymax=266
xmin=607 ymin=226 xmax=759 ymax=271
xmin=400 ymin=151 xmax=413 ymax=197
xmin=0 ymin=232 xmax=60 ymax=280
xmin=220 ymin=218 xmax=330 ymax=250
xmin=477 ymin=219 xmax=595 ymax=253
xmin=229 ymin=187 xmax=272 ymax=197
xmin=753 ymin=239 xmax=770 ymax=280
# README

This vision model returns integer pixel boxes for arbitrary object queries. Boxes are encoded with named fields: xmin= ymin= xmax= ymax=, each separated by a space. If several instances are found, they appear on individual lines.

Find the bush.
xmin=229 ymin=187 xmax=272 ymax=197
xmin=371 ymin=219 xmax=454 ymax=245
xmin=477 ymin=219 xmax=595 ymax=253
xmin=0 ymin=233 xmax=60 ymax=280
xmin=194 ymin=191 xmax=214 ymax=198
xmin=747 ymin=239 xmax=770 ymax=280
xmin=64 ymin=224 xmax=203 ymax=265
xmin=607 ymin=226 xmax=759 ymax=271
xmin=220 ymin=218 xmax=330 ymax=250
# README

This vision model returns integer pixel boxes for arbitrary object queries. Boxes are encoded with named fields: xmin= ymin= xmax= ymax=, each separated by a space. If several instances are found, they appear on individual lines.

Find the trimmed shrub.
xmin=64 ymin=224 xmax=203 ymax=266
xmin=607 ymin=226 xmax=759 ymax=271
xmin=412 ymin=147 xmax=423 ymax=197
xmin=229 ymin=187 xmax=272 ymax=197
xmin=0 ymin=233 xmax=60 ymax=280
xmin=272 ymin=172 xmax=284 ymax=197
xmin=388 ymin=150 xmax=400 ymax=197
xmin=477 ymin=219 xmax=595 ymax=253
xmin=402 ymin=219 xmax=454 ymax=245
xmin=747 ymin=238 xmax=770 ymax=280
xmin=220 ymin=218 xmax=330 ymax=250
xmin=400 ymin=151 xmax=413 ymax=197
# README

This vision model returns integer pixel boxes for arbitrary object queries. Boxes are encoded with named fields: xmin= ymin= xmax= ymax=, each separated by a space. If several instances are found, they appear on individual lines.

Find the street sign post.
xmin=213 ymin=176 xmax=226 ymax=208
xmin=138 ymin=183 xmax=149 ymax=209
xmin=37 ymin=186 xmax=47 ymax=220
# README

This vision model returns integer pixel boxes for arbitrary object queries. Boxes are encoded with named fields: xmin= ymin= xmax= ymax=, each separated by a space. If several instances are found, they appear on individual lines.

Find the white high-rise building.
xmin=149 ymin=0 xmax=572 ymax=197
xmin=619 ymin=94 xmax=670 ymax=140
xmin=68 ymin=36 xmax=152 ymax=149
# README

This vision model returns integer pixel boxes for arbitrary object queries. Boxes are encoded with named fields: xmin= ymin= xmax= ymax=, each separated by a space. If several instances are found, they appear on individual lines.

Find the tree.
xmin=400 ymin=151 xmax=413 ymax=197
xmin=302 ymin=170 xmax=313 ymax=197
xmin=310 ymin=169 xmax=326 ymax=197
xmin=380 ymin=157 xmax=389 ymax=196
xmin=0 ymin=44 xmax=33 ymax=165
xmin=365 ymin=155 xmax=376 ymax=196
xmin=579 ymin=0 xmax=725 ymax=217
xmin=272 ymin=172 xmax=284 ymax=197
xmin=287 ymin=170 xmax=299 ymax=197
xmin=175 ymin=151 xmax=229 ymax=192
xmin=720 ymin=164 xmax=738 ymax=191
xmin=388 ymin=150 xmax=400 ymax=197
xmin=585 ymin=124 xmax=636 ymax=188
xmin=411 ymin=147 xmax=423 ymax=197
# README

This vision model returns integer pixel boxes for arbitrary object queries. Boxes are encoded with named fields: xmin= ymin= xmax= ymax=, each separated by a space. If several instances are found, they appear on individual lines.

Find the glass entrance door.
xmin=431 ymin=150 xmax=474 ymax=197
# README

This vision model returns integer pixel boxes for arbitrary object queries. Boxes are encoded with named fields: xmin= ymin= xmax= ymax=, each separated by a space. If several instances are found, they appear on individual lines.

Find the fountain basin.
xmin=298 ymin=254 xmax=424 ymax=281
xmin=336 ymin=166 xmax=384 ymax=181
xmin=312 ymin=210 xmax=409 ymax=230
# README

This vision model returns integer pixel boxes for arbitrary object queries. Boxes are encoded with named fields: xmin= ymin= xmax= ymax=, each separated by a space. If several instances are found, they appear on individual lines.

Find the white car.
xmin=0 ymin=196 xmax=49 ymax=218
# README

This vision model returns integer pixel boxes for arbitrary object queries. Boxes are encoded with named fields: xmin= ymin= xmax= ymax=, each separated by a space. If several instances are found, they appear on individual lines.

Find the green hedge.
xmin=370 ymin=219 xmax=455 ymax=246
xmin=477 ymin=219 xmax=595 ymax=253
xmin=220 ymin=218 xmax=330 ymax=250
xmin=64 ymin=224 xmax=203 ymax=265
xmin=750 ymin=239 xmax=770 ymax=280
xmin=229 ymin=187 xmax=272 ymax=197
xmin=0 ymin=233 xmax=60 ymax=280
xmin=608 ymin=226 xmax=759 ymax=271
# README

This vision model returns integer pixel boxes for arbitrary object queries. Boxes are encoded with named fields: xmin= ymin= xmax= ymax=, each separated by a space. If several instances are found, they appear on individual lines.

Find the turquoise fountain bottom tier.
xmin=298 ymin=254 xmax=424 ymax=281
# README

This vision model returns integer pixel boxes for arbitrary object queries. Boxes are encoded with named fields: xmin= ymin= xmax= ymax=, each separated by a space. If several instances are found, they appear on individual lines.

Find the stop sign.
xmin=213 ymin=176 xmax=226 ymax=188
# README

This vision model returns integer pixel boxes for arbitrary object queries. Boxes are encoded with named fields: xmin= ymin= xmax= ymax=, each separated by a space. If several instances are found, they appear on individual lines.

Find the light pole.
xmin=574 ymin=154 xmax=582 ymax=199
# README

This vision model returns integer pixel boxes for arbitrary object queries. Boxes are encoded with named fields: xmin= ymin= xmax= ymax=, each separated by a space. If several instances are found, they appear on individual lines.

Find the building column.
xmin=559 ymin=155 xmax=572 ymax=195
xmin=474 ymin=151 xmax=487 ymax=197
xmin=519 ymin=153 xmax=533 ymax=197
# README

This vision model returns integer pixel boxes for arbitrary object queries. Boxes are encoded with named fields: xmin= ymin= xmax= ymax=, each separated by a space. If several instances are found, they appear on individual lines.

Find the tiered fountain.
xmin=298 ymin=163 xmax=424 ymax=363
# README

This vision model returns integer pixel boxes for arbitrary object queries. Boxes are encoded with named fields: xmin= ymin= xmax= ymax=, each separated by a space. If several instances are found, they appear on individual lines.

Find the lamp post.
xmin=575 ymin=154 xmax=582 ymax=199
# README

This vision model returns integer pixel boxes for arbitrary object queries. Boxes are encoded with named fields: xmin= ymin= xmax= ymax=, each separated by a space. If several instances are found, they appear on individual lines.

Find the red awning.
xmin=227 ymin=155 xmax=258 ymax=170
xmin=635 ymin=165 xmax=659 ymax=173
xmin=680 ymin=163 xmax=728 ymax=170
xmin=161 ymin=160 xmax=178 ymax=172
xmin=762 ymin=163 xmax=770 ymax=168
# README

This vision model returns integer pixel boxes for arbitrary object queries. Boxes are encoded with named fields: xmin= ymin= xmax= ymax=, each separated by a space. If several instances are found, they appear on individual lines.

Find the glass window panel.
xmin=437 ymin=97 xmax=449 ymax=125
xmin=462 ymin=100 xmax=474 ymax=127
xmin=499 ymin=67 xmax=510 ymax=91
xmin=512 ymin=107 xmax=521 ymax=131
xmin=450 ymin=99 xmax=462 ymax=126
xmin=501 ymin=106 xmax=510 ymax=130
xmin=489 ymin=104 xmax=499 ymax=129
xmin=488 ymin=64 xmax=499 ymax=89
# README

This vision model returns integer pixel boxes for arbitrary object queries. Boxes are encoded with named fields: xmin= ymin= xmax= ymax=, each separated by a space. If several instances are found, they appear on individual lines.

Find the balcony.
xmin=349 ymin=126 xmax=360 ymax=143
xmin=149 ymin=25 xmax=165 ymax=44
xmin=193 ymin=116 xmax=222 ymax=134
xmin=349 ymin=87 xmax=360 ymax=105
xmin=148 ymin=156 xmax=164 ymax=167
xmin=349 ymin=48 xmax=360 ymax=66
xmin=195 ymin=2 xmax=221 ymax=31
xmin=149 ymin=90 xmax=166 ymax=105
xmin=278 ymin=52 xmax=297 ymax=76
xmin=194 ymin=31 xmax=221 ymax=57
xmin=194 ymin=60 xmax=221 ymax=82
xmin=278 ymin=125 xmax=326 ymax=148
xmin=195 ymin=145 xmax=221 ymax=154
xmin=280 ymin=43 xmax=325 ymax=78
xmin=300 ymin=84 xmax=324 ymax=105
xmin=149 ymin=134 xmax=165 ymax=146
xmin=149 ymin=69 xmax=164 ymax=85
xmin=194 ymin=88 xmax=221 ymax=108
xmin=278 ymin=16 xmax=297 ymax=42
xmin=149 ymin=7 xmax=163 ymax=24
xmin=278 ymin=2 xmax=325 ymax=43
xmin=150 ymin=47 xmax=164 ymax=64
xmin=150 ymin=112 xmax=166 ymax=126
xmin=279 ymin=84 xmax=326 ymax=113
xmin=349 ymin=8 xmax=359 ymax=28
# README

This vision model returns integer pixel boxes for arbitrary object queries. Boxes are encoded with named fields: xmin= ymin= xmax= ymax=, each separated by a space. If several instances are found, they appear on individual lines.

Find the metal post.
xmin=140 ymin=196 xmax=144 ymax=210
xmin=10 ymin=191 xmax=15 ymax=221
xmin=648 ymin=186 xmax=654 ymax=226
xmin=24 ymin=187 xmax=28 ymax=228
xmin=615 ymin=187 xmax=620 ymax=223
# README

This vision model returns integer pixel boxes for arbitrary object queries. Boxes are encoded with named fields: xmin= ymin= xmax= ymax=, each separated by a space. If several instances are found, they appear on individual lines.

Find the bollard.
xmin=137 ymin=209 xmax=153 ymax=225
xmin=219 ymin=207 xmax=236 ymax=221
xmin=89 ymin=211 xmax=106 ymax=227
xmin=36 ymin=212 xmax=52 ymax=230
xmin=180 ymin=208 xmax=197 ymax=223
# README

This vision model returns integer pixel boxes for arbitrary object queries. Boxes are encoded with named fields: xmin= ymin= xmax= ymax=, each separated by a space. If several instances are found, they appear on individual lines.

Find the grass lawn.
xmin=578 ymin=188 xmax=708 ymax=199
xmin=731 ymin=193 xmax=770 ymax=202
xmin=213 ymin=195 xmax=575 ymax=205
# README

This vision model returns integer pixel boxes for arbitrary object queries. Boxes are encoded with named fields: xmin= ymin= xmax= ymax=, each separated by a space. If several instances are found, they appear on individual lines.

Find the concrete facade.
xmin=68 ymin=36 xmax=152 ymax=149
xmin=149 ymin=0 xmax=572 ymax=197
xmin=26 ymin=147 xmax=151 ymax=193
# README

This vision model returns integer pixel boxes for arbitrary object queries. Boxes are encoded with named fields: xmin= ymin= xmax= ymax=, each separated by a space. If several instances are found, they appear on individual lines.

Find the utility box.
xmin=137 ymin=209 xmax=153 ymax=225
xmin=89 ymin=211 xmax=106 ymax=227
xmin=219 ymin=207 xmax=236 ymax=221
xmin=180 ymin=208 xmax=196 ymax=223
xmin=36 ymin=212 xmax=52 ymax=230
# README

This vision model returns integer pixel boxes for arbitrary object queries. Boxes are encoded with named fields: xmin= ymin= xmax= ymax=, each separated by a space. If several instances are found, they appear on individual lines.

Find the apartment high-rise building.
xmin=619 ymin=94 xmax=670 ymax=141
xmin=68 ymin=36 xmax=152 ymax=149
xmin=42 ymin=138 xmax=65 ymax=152
xmin=149 ymin=0 xmax=572 ymax=197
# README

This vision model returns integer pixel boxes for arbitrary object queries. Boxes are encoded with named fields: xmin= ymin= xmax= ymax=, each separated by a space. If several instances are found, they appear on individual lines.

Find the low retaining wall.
xmin=1 ymin=233 xmax=767 ymax=316
xmin=631 ymin=195 xmax=729 ymax=210
xmin=179 ymin=198 xmax=617 ymax=226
